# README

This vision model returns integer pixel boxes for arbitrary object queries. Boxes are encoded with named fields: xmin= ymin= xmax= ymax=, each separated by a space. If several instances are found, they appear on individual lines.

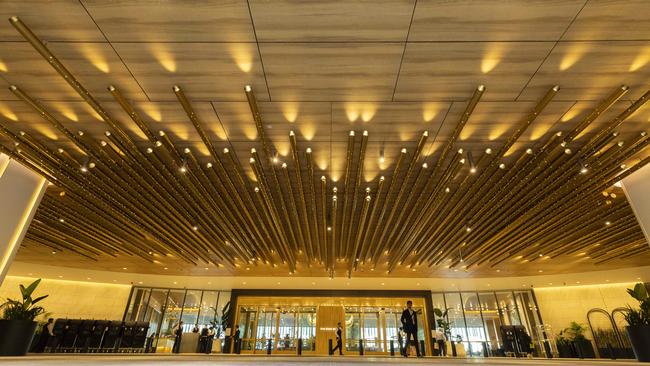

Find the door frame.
xmin=226 ymin=289 xmax=436 ymax=355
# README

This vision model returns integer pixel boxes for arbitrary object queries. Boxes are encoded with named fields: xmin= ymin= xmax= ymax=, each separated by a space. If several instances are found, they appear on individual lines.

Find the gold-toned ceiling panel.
xmin=0 ymin=42 xmax=148 ymax=101
xmin=259 ymin=42 xmax=404 ymax=101
xmin=555 ymin=100 xmax=650 ymax=140
xmin=439 ymin=101 xmax=577 ymax=144
xmin=211 ymin=101 xmax=332 ymax=143
xmin=394 ymin=42 xmax=555 ymax=101
xmin=0 ymin=12 xmax=649 ymax=279
xmin=409 ymin=0 xmax=584 ymax=42
xmin=520 ymin=41 xmax=650 ymax=101
xmin=330 ymin=102 xmax=450 ymax=142
xmin=81 ymin=0 xmax=255 ymax=42
xmin=0 ymin=0 xmax=104 ymax=41
xmin=111 ymin=42 xmax=268 ymax=102
xmin=562 ymin=0 xmax=650 ymax=41
xmin=248 ymin=0 xmax=415 ymax=42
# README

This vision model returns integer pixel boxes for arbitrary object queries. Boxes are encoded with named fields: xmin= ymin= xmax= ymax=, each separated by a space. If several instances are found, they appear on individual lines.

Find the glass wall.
xmin=432 ymin=290 xmax=543 ymax=358
xmin=123 ymin=287 xmax=231 ymax=352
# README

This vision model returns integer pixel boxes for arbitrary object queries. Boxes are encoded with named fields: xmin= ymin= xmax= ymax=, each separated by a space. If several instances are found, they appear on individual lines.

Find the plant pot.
xmin=626 ymin=325 xmax=650 ymax=362
xmin=0 ymin=320 xmax=38 ymax=356
xmin=556 ymin=342 xmax=573 ymax=358
xmin=572 ymin=339 xmax=595 ymax=358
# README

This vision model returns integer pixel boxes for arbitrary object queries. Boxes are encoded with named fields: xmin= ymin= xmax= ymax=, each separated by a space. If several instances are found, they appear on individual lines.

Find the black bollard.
xmin=359 ymin=339 xmax=364 ymax=356
xmin=328 ymin=339 xmax=333 ymax=355
xmin=420 ymin=340 xmax=426 ymax=356
xmin=297 ymin=338 xmax=302 ymax=356
xmin=390 ymin=340 xmax=395 ymax=356
xmin=267 ymin=339 xmax=272 ymax=355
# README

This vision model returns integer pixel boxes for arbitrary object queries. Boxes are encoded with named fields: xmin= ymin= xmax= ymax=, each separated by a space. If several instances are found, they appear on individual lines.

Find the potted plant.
xmin=556 ymin=334 xmax=573 ymax=358
xmin=209 ymin=301 xmax=230 ymax=353
xmin=433 ymin=307 xmax=452 ymax=356
xmin=0 ymin=279 xmax=48 ymax=356
xmin=624 ymin=283 xmax=650 ymax=362
xmin=556 ymin=322 xmax=595 ymax=358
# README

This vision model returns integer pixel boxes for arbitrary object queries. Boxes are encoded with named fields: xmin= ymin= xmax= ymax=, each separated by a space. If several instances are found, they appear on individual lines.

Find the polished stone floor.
xmin=0 ymin=355 xmax=641 ymax=365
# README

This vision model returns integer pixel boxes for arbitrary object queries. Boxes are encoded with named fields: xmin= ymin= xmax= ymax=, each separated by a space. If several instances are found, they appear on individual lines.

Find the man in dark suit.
xmin=400 ymin=300 xmax=421 ymax=357
xmin=172 ymin=321 xmax=183 ymax=353
xmin=233 ymin=325 xmax=241 ymax=354
xmin=330 ymin=322 xmax=343 ymax=355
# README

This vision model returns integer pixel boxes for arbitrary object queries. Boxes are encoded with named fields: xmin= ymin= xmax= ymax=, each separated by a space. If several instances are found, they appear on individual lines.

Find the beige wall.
xmin=0 ymin=276 xmax=131 ymax=321
xmin=535 ymin=282 xmax=636 ymax=340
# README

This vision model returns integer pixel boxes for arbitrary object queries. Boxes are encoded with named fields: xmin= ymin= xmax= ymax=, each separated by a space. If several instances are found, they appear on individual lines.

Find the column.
xmin=622 ymin=162 xmax=650 ymax=245
xmin=0 ymin=154 xmax=48 ymax=284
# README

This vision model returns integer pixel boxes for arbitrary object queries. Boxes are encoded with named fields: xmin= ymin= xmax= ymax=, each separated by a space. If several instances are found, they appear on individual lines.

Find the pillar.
xmin=0 ymin=154 xmax=48 ymax=284
xmin=622 ymin=162 xmax=650 ymax=245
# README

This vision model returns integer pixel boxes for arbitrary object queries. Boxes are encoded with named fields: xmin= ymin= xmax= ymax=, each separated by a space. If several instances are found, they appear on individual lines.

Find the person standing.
xmin=34 ymin=318 xmax=54 ymax=352
xmin=172 ymin=321 xmax=184 ymax=354
xmin=400 ymin=301 xmax=421 ymax=357
xmin=435 ymin=327 xmax=447 ymax=356
xmin=330 ymin=322 xmax=343 ymax=356
xmin=205 ymin=326 xmax=215 ymax=354
xmin=233 ymin=325 xmax=241 ymax=354
xmin=199 ymin=326 xmax=209 ymax=353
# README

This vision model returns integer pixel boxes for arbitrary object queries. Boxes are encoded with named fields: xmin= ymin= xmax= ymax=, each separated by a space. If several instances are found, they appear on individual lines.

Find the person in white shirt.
xmin=435 ymin=327 xmax=447 ymax=356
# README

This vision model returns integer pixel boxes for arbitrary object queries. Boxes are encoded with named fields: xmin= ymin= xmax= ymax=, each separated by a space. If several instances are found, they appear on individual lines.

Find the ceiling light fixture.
xmin=468 ymin=151 xmax=476 ymax=174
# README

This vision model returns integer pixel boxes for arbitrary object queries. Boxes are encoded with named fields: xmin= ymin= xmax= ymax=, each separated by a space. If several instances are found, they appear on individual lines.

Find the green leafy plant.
xmin=433 ymin=307 xmax=451 ymax=337
xmin=624 ymin=283 xmax=650 ymax=326
xmin=558 ymin=321 xmax=588 ymax=342
xmin=0 ymin=279 xmax=48 ymax=321
xmin=209 ymin=301 xmax=231 ymax=338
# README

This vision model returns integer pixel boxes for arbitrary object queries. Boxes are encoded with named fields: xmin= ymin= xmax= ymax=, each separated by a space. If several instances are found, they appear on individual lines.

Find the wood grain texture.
xmin=0 ymin=0 xmax=104 ymax=41
xmin=81 ymin=0 xmax=255 ymax=42
xmin=519 ymin=41 xmax=650 ymax=101
xmin=112 ymin=42 xmax=269 ymax=102
xmin=249 ymin=0 xmax=415 ymax=42
xmin=394 ymin=42 xmax=555 ymax=101
xmin=1 ymin=2 xmax=649 ymax=280
xmin=563 ymin=0 xmax=650 ymax=41
xmin=259 ymin=43 xmax=404 ymax=101
xmin=0 ymin=42 xmax=148 ymax=101
xmin=409 ymin=0 xmax=585 ymax=42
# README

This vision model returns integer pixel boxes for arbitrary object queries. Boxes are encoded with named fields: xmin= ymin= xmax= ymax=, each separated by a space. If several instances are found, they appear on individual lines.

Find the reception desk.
xmin=157 ymin=334 xmax=223 ymax=353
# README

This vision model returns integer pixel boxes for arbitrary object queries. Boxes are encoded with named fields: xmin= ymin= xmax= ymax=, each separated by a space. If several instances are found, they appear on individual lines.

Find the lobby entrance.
xmin=233 ymin=292 xmax=431 ymax=356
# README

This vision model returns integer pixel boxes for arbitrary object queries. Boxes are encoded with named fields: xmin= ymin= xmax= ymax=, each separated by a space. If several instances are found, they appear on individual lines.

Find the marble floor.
xmin=0 ymin=355 xmax=641 ymax=366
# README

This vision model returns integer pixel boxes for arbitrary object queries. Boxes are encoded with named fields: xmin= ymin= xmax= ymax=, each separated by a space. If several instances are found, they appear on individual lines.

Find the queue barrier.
xmin=42 ymin=319 xmax=149 ymax=353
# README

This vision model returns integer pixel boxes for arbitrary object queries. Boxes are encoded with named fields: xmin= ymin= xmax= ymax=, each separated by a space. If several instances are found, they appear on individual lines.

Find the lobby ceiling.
xmin=0 ymin=0 xmax=649 ymax=278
